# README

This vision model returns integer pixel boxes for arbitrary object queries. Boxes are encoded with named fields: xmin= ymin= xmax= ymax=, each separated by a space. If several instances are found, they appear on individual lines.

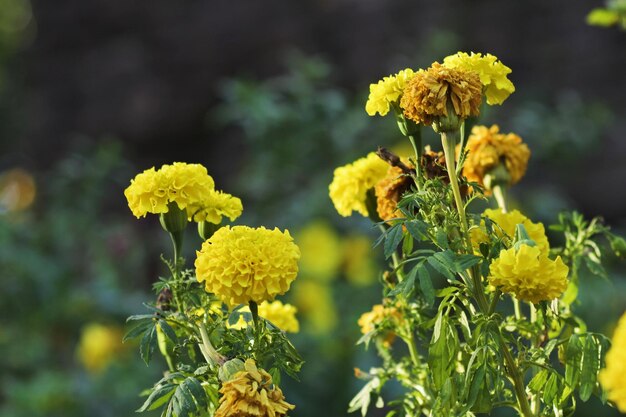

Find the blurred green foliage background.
xmin=1 ymin=0 xmax=625 ymax=416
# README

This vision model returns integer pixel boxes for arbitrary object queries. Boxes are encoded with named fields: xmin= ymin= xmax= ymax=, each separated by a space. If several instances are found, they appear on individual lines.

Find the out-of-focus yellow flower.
xmin=599 ymin=312 xmax=626 ymax=412
xmin=329 ymin=153 xmax=388 ymax=217
xmin=365 ymin=68 xmax=416 ymax=116
xmin=296 ymin=221 xmax=342 ymax=281
xmin=443 ymin=52 xmax=515 ymax=105
xmin=400 ymin=62 xmax=482 ymax=126
xmin=229 ymin=301 xmax=299 ymax=333
xmin=195 ymin=226 xmax=300 ymax=306
xmin=0 ymin=168 xmax=36 ymax=212
xmin=375 ymin=164 xmax=414 ymax=221
xmin=188 ymin=190 xmax=243 ymax=224
xmin=124 ymin=162 xmax=215 ymax=218
xmin=292 ymin=280 xmax=337 ymax=334
xmin=489 ymin=244 xmax=568 ymax=304
xmin=587 ymin=8 xmax=620 ymax=27
xmin=461 ymin=125 xmax=530 ymax=190
xmin=215 ymin=359 xmax=294 ymax=417
xmin=76 ymin=323 xmax=124 ymax=374
xmin=358 ymin=304 xmax=403 ymax=346
xmin=343 ymin=235 xmax=377 ymax=287
xmin=475 ymin=208 xmax=549 ymax=254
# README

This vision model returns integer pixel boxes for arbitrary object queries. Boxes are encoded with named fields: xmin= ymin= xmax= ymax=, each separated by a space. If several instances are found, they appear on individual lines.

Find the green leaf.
xmin=528 ymin=369 xmax=550 ymax=393
xmin=417 ymin=265 xmax=435 ymax=306
xmin=123 ymin=319 xmax=154 ymax=342
xmin=384 ymin=224 xmax=404 ymax=259
xmin=428 ymin=316 xmax=457 ymax=389
xmin=579 ymin=335 xmax=600 ymax=401
xmin=565 ymin=335 xmax=583 ymax=389
xmin=388 ymin=267 xmax=417 ymax=298
xmin=137 ymin=383 xmax=176 ymax=412
xmin=583 ymin=256 xmax=607 ymax=279
xmin=348 ymin=378 xmax=380 ymax=417
xmin=427 ymin=256 xmax=455 ymax=281
xmin=404 ymin=220 xmax=429 ymax=241
xmin=140 ymin=324 xmax=158 ymax=365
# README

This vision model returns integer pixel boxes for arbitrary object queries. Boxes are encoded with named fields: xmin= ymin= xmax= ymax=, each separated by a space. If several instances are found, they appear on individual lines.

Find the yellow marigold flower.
xmin=230 ymin=301 xmax=300 ymax=333
xmin=443 ymin=52 xmax=515 ymax=105
xmin=124 ymin=162 xmax=215 ymax=218
xmin=76 ymin=323 xmax=124 ymax=374
xmin=375 ymin=164 xmax=414 ymax=222
xmin=365 ymin=68 xmax=416 ymax=116
xmin=482 ymin=208 xmax=549 ymax=254
xmin=461 ymin=125 xmax=530 ymax=189
xmin=195 ymin=226 xmax=300 ymax=306
xmin=489 ymin=244 xmax=568 ymax=304
xmin=343 ymin=235 xmax=377 ymax=287
xmin=400 ymin=62 xmax=482 ymax=126
xmin=215 ymin=359 xmax=295 ymax=417
xmin=599 ymin=312 xmax=626 ymax=412
xmin=329 ymin=152 xmax=389 ymax=217
xmin=296 ymin=221 xmax=342 ymax=281
xmin=188 ymin=189 xmax=243 ymax=224
xmin=358 ymin=304 xmax=403 ymax=347
xmin=292 ymin=280 xmax=337 ymax=334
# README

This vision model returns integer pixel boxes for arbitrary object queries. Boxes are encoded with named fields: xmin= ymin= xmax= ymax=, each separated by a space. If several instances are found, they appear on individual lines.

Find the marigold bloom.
xmin=292 ymin=280 xmax=337 ymax=334
xmin=476 ymin=208 xmax=549 ymax=254
xmin=375 ymin=164 xmax=414 ymax=221
xmin=400 ymin=62 xmax=482 ymax=126
xmin=461 ymin=125 xmax=530 ymax=189
xmin=489 ymin=244 xmax=568 ymax=304
xmin=358 ymin=304 xmax=403 ymax=346
xmin=195 ymin=226 xmax=300 ymax=306
xmin=124 ymin=162 xmax=215 ymax=218
xmin=230 ymin=301 xmax=300 ymax=333
xmin=76 ymin=323 xmax=124 ymax=374
xmin=329 ymin=153 xmax=389 ymax=217
xmin=443 ymin=52 xmax=515 ymax=105
xmin=599 ymin=312 xmax=626 ymax=412
xmin=343 ymin=235 xmax=377 ymax=287
xmin=365 ymin=68 xmax=416 ymax=116
xmin=188 ymin=190 xmax=243 ymax=224
xmin=215 ymin=359 xmax=294 ymax=417
xmin=296 ymin=221 xmax=342 ymax=281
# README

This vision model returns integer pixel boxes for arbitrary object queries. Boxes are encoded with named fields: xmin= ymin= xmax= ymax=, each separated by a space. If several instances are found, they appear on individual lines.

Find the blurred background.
xmin=0 ymin=1 xmax=624 ymax=416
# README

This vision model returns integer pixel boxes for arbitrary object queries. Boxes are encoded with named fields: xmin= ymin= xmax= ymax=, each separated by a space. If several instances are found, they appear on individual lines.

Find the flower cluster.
xmin=442 ymin=52 xmax=515 ymax=105
xmin=489 ymin=244 xmax=568 ymax=304
xmin=215 ymin=359 xmax=295 ymax=417
xmin=329 ymin=152 xmax=389 ymax=217
xmin=195 ymin=226 xmax=300 ymax=306
xmin=365 ymin=68 xmax=416 ymax=116
xmin=358 ymin=304 xmax=403 ymax=347
xmin=461 ymin=125 xmax=530 ymax=190
xmin=599 ymin=312 xmax=626 ymax=412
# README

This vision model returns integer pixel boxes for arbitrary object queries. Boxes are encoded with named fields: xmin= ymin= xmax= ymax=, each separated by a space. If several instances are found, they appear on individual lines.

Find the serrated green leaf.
xmin=565 ymin=335 xmax=583 ymax=388
xmin=404 ymin=220 xmax=429 ymax=241
xmin=384 ymin=224 xmax=404 ymax=259
xmin=583 ymin=256 xmax=607 ymax=279
xmin=127 ymin=314 xmax=157 ymax=322
xmin=140 ymin=324 xmax=157 ymax=365
xmin=182 ymin=377 xmax=208 ymax=409
xmin=124 ymin=319 xmax=155 ymax=342
xmin=158 ymin=320 xmax=178 ymax=344
xmin=528 ymin=369 xmax=550 ymax=393
xmin=137 ymin=383 xmax=176 ymax=412
xmin=435 ymin=229 xmax=449 ymax=249
xmin=427 ymin=256 xmax=455 ymax=281
xmin=388 ymin=267 xmax=416 ymax=298
xmin=579 ymin=335 xmax=600 ymax=401
xmin=417 ymin=265 xmax=435 ymax=306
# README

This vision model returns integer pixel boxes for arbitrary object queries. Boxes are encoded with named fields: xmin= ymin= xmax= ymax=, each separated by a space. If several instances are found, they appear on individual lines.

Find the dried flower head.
xmin=329 ymin=152 xmax=389 ymax=217
xmin=599 ymin=312 xmax=626 ymax=412
xmin=195 ymin=226 xmax=300 ymax=306
xmin=124 ymin=162 xmax=215 ymax=218
xmin=443 ymin=52 xmax=515 ymax=105
xmin=400 ymin=62 xmax=482 ymax=126
xmin=375 ymin=164 xmax=414 ymax=221
xmin=489 ymin=244 xmax=568 ymax=304
xmin=365 ymin=68 xmax=416 ymax=116
xmin=461 ymin=125 xmax=530 ymax=190
xmin=215 ymin=359 xmax=295 ymax=417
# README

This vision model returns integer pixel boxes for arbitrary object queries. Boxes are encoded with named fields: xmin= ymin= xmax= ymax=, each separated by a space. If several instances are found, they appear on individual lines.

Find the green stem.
xmin=499 ymin=332 xmax=533 ymax=417
xmin=513 ymin=298 xmax=522 ymax=320
xmin=402 ymin=330 xmax=421 ymax=368
xmin=407 ymin=131 xmax=423 ymax=190
xmin=492 ymin=184 xmax=508 ymax=213
xmin=198 ymin=322 xmax=224 ymax=365
xmin=249 ymin=301 xmax=262 ymax=360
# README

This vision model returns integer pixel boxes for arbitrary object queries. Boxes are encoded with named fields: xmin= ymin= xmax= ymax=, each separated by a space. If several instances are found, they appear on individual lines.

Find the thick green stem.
xmin=500 ymin=333 xmax=533 ymax=417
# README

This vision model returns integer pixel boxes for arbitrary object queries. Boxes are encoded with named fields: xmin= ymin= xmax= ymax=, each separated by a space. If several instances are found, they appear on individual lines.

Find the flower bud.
xmin=198 ymin=220 xmax=221 ymax=241
xmin=159 ymin=202 xmax=188 ymax=234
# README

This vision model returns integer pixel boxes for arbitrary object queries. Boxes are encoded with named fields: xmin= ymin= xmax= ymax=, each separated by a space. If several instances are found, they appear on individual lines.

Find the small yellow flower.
xmin=329 ymin=152 xmax=389 ymax=217
xmin=124 ymin=162 xmax=215 ymax=218
xmin=76 ymin=323 xmax=124 ymax=374
xmin=230 ymin=301 xmax=300 ymax=333
xmin=461 ymin=125 xmax=530 ymax=190
xmin=480 ymin=208 xmax=549 ymax=254
xmin=443 ymin=52 xmax=515 ymax=105
xmin=365 ymin=68 xmax=416 ymax=116
xmin=358 ymin=304 xmax=403 ymax=346
xmin=215 ymin=359 xmax=295 ymax=417
xmin=195 ymin=226 xmax=300 ymax=306
xmin=489 ymin=244 xmax=568 ymax=304
xmin=296 ymin=221 xmax=342 ymax=281
xmin=400 ymin=62 xmax=482 ymax=126
xmin=188 ymin=190 xmax=243 ymax=224
xmin=599 ymin=312 xmax=626 ymax=412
